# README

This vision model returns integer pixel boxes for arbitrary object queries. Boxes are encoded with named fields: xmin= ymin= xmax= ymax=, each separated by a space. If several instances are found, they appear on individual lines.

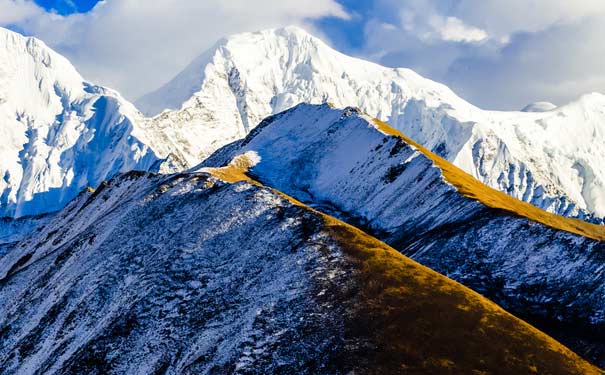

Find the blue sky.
xmin=34 ymin=0 xmax=97 ymax=14
xmin=4 ymin=0 xmax=605 ymax=110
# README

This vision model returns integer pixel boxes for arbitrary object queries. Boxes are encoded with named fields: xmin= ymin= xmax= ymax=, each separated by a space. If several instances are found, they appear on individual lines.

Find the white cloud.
xmin=0 ymin=0 xmax=45 ymax=24
xmin=359 ymin=0 xmax=605 ymax=109
xmin=1 ymin=0 xmax=347 ymax=100
xmin=454 ymin=0 xmax=605 ymax=37
xmin=431 ymin=16 xmax=487 ymax=43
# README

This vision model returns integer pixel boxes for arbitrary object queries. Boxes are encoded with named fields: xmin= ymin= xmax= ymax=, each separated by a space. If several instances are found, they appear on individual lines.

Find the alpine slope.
xmin=0 ymin=150 xmax=600 ymax=374
xmin=201 ymin=103 xmax=605 ymax=365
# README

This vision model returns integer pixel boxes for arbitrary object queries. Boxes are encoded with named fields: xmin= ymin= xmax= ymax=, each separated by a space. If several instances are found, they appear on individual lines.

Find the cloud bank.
xmin=358 ymin=0 xmax=605 ymax=109
xmin=2 ymin=0 xmax=605 ymax=110
xmin=0 ymin=0 xmax=347 ymax=100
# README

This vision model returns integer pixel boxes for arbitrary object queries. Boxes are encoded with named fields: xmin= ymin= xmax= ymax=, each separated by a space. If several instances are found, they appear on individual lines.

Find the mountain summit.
xmin=139 ymin=26 xmax=605 ymax=222
xmin=2 ymin=25 xmax=605 ymax=223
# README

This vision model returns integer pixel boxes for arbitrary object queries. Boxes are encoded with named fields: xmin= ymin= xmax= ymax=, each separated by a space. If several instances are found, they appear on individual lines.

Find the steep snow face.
xmin=202 ymin=103 xmax=605 ymax=364
xmin=139 ymin=26 xmax=605 ymax=221
xmin=139 ymin=26 xmax=474 ymax=169
xmin=0 ymin=169 xmax=599 ymax=374
xmin=0 ymin=27 xmax=160 ymax=218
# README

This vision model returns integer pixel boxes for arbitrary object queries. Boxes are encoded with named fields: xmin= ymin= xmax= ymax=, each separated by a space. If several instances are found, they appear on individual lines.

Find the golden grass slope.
xmin=328 ymin=220 xmax=601 ymax=374
xmin=204 ymin=159 xmax=603 ymax=374
xmin=373 ymin=118 xmax=605 ymax=242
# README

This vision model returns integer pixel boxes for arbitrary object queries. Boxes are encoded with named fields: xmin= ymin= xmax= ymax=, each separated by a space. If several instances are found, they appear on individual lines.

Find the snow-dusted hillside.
xmin=202 ymin=103 xmax=605 ymax=364
xmin=139 ymin=26 xmax=605 ymax=222
xmin=0 ymin=27 xmax=162 ymax=218
xmin=0 ymin=166 xmax=598 ymax=374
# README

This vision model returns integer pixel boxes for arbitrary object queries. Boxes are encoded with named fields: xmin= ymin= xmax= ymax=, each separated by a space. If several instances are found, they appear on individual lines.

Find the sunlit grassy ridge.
xmin=204 ymin=159 xmax=603 ymax=374
xmin=203 ymin=152 xmax=261 ymax=185
xmin=326 ymin=220 xmax=601 ymax=374
xmin=372 ymin=118 xmax=605 ymax=242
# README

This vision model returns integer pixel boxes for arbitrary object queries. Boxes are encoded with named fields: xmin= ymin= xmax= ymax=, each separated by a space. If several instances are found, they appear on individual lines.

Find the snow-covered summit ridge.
xmin=0 ymin=27 xmax=161 ymax=218
xmin=202 ymin=103 xmax=605 ymax=241
xmin=136 ymin=26 xmax=474 ymax=167
xmin=137 ymin=26 xmax=468 ymax=117
xmin=140 ymin=26 xmax=605 ymax=221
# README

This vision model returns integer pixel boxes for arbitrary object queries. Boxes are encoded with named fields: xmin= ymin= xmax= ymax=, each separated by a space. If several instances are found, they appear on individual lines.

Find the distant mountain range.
xmin=1 ymin=26 xmax=604 ymax=222
xmin=1 ymin=24 xmax=605 ymax=373
xmin=137 ymin=26 xmax=605 ymax=223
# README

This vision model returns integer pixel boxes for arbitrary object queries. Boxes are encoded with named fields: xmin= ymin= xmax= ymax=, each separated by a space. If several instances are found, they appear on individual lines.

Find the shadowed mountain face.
xmin=201 ymin=103 xmax=605 ymax=365
xmin=0 ymin=163 xmax=600 ymax=374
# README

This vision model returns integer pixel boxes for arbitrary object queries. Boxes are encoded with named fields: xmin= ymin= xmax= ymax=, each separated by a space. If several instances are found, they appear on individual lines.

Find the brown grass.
xmin=205 ymin=159 xmax=603 ymax=373
xmin=201 ymin=153 xmax=261 ymax=186
xmin=373 ymin=118 xmax=605 ymax=241
xmin=325 ymin=217 xmax=603 ymax=374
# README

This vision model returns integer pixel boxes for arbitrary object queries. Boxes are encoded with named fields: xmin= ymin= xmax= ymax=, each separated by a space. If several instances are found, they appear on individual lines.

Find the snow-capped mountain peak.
xmin=3 ymin=25 xmax=605 ymax=222
xmin=136 ymin=25 xmax=477 ymax=166
xmin=137 ymin=26 xmax=605 ymax=222
xmin=0 ymin=27 xmax=84 ymax=123
xmin=0 ymin=27 xmax=160 ymax=218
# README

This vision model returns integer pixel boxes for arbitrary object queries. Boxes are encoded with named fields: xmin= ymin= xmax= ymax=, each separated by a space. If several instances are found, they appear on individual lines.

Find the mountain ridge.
xmin=2 ymin=25 xmax=605 ymax=222
xmin=200 ymin=103 xmax=605 ymax=364
xmin=0 ymin=150 xmax=600 ymax=374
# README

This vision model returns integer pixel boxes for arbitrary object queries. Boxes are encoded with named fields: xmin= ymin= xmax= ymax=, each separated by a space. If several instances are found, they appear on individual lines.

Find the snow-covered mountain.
xmin=138 ymin=26 xmax=605 ymax=222
xmin=2 ymin=25 xmax=604 ymax=222
xmin=4 ymin=22 xmax=605 ymax=374
xmin=0 ymin=27 xmax=162 ymax=218
xmin=202 ymin=103 xmax=605 ymax=365
xmin=0 ymin=155 xmax=598 ymax=374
